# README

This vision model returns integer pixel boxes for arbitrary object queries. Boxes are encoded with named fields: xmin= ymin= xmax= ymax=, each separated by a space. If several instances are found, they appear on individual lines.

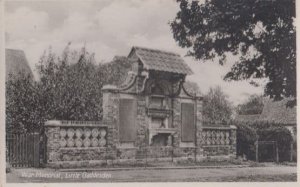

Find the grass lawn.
xmin=213 ymin=173 xmax=297 ymax=182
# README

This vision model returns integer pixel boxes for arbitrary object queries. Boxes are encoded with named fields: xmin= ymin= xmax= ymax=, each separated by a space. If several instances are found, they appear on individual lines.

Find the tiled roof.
xmin=259 ymin=98 xmax=296 ymax=125
xmin=6 ymin=49 xmax=33 ymax=80
xmin=235 ymin=114 xmax=262 ymax=122
xmin=234 ymin=97 xmax=296 ymax=125
xmin=128 ymin=46 xmax=193 ymax=75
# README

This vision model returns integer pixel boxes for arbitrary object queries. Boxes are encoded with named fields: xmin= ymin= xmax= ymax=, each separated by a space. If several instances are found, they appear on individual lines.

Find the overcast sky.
xmin=5 ymin=0 xmax=264 ymax=105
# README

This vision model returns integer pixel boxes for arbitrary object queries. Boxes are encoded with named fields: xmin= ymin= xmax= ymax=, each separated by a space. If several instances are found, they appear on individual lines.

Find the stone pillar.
xmin=102 ymin=85 xmax=119 ymax=160
xmin=102 ymin=85 xmax=118 ymax=147
xmin=230 ymin=125 xmax=237 ymax=158
xmin=172 ymin=98 xmax=181 ymax=148
xmin=195 ymin=98 xmax=204 ymax=161
xmin=45 ymin=120 xmax=61 ymax=168
xmin=136 ymin=95 xmax=147 ymax=147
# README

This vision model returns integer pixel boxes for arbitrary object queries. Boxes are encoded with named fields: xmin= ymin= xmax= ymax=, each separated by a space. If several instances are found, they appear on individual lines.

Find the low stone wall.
xmin=45 ymin=120 xmax=237 ymax=168
xmin=200 ymin=125 xmax=237 ymax=160
xmin=45 ymin=120 xmax=110 ymax=168
xmin=59 ymin=147 xmax=107 ymax=161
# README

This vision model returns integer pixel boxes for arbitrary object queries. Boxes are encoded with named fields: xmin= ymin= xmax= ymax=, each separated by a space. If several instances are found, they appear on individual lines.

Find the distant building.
xmin=260 ymin=98 xmax=296 ymax=138
xmin=235 ymin=114 xmax=261 ymax=122
xmin=236 ymin=97 xmax=296 ymax=138
xmin=6 ymin=49 xmax=33 ymax=81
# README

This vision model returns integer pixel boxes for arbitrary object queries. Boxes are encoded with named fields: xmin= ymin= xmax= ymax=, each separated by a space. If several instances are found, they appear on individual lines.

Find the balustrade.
xmin=59 ymin=127 xmax=107 ymax=148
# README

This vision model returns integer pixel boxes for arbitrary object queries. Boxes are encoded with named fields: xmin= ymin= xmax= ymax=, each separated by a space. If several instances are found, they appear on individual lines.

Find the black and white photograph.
xmin=2 ymin=0 xmax=298 ymax=183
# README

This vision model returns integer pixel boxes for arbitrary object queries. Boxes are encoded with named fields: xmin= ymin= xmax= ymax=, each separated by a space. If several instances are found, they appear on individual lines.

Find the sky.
xmin=5 ymin=0 xmax=264 ymax=105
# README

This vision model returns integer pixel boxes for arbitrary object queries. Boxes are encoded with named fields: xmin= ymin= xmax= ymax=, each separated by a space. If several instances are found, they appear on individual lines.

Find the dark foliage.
xmin=232 ymin=120 xmax=294 ymax=162
xmin=237 ymin=95 xmax=264 ymax=115
xmin=6 ymin=45 xmax=131 ymax=133
xmin=99 ymin=56 xmax=132 ymax=86
xmin=257 ymin=126 xmax=293 ymax=162
xmin=203 ymin=86 xmax=232 ymax=123
xmin=234 ymin=122 xmax=257 ymax=160
xmin=171 ymin=0 xmax=296 ymax=100
xmin=6 ymin=73 xmax=39 ymax=133
xmin=35 ymin=46 xmax=103 ymax=122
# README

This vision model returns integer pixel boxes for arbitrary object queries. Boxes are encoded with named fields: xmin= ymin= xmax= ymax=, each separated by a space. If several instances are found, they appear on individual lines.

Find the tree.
xmin=6 ymin=44 xmax=132 ymax=132
xmin=202 ymin=86 xmax=232 ymax=123
xmin=183 ymin=80 xmax=201 ymax=95
xmin=170 ymin=0 xmax=296 ymax=100
xmin=6 ymin=73 xmax=40 ymax=133
xmin=237 ymin=94 xmax=264 ymax=115
xmin=99 ymin=56 xmax=132 ymax=86
xmin=35 ymin=46 xmax=104 ymax=122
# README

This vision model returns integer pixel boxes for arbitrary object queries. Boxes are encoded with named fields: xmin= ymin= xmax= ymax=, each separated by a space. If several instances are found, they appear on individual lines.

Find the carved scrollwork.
xmin=118 ymin=71 xmax=138 ymax=91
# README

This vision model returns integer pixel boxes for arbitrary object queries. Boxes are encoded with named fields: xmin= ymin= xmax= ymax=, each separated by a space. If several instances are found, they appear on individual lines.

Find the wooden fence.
xmin=6 ymin=132 xmax=45 ymax=167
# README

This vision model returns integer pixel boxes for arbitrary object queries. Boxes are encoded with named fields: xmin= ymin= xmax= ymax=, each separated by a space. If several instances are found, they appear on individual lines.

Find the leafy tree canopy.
xmin=6 ymin=73 xmax=38 ymax=133
xmin=183 ymin=80 xmax=201 ymax=95
xmin=35 ymin=45 xmax=103 ymax=122
xmin=203 ymin=86 xmax=232 ymax=123
xmin=237 ymin=94 xmax=264 ymax=115
xmin=6 ymin=45 xmax=131 ymax=132
xmin=171 ymin=0 xmax=296 ymax=100
xmin=100 ymin=56 xmax=132 ymax=86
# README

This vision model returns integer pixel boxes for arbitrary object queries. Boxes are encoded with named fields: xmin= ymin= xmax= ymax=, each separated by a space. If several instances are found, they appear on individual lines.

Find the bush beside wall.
xmin=232 ymin=120 xmax=294 ymax=162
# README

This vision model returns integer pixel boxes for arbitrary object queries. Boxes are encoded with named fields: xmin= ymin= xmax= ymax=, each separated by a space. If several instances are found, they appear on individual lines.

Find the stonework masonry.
xmin=44 ymin=47 xmax=236 ymax=168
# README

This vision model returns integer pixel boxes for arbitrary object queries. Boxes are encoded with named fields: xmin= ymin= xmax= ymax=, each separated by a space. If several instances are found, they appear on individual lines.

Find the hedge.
xmin=231 ymin=120 xmax=294 ymax=162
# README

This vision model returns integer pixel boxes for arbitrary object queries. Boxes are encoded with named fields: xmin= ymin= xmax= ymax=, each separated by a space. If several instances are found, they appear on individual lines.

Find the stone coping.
xmin=102 ymin=84 xmax=119 ymax=92
xmin=59 ymin=147 xmax=107 ymax=151
xmin=148 ymin=128 xmax=177 ymax=134
xmin=202 ymin=125 xmax=237 ymax=130
xmin=45 ymin=120 xmax=107 ymax=127
xmin=116 ymin=145 xmax=178 ymax=149
xmin=202 ymin=145 xmax=232 ymax=147
xmin=179 ymin=142 xmax=195 ymax=148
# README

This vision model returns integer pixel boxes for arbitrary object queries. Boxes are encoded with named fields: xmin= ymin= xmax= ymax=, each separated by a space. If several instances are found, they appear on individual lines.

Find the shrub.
xmin=6 ymin=73 xmax=40 ymax=133
xmin=257 ymin=126 xmax=293 ymax=162
xmin=233 ymin=120 xmax=294 ymax=162
xmin=233 ymin=121 xmax=257 ymax=160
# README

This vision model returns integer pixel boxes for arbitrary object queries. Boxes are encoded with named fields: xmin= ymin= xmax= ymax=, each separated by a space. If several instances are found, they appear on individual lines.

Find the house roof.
xmin=6 ymin=49 xmax=33 ymax=80
xmin=235 ymin=114 xmax=262 ymax=122
xmin=128 ymin=46 xmax=193 ymax=75
xmin=234 ymin=97 xmax=296 ymax=125
xmin=259 ymin=98 xmax=296 ymax=125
